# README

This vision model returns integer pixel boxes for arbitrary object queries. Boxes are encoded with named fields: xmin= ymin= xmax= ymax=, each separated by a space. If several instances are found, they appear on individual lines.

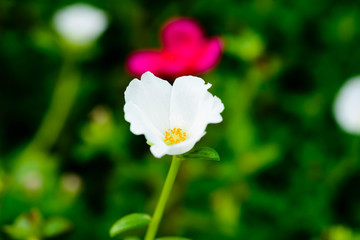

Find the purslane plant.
xmin=110 ymin=71 xmax=224 ymax=240
xmin=124 ymin=71 xmax=224 ymax=157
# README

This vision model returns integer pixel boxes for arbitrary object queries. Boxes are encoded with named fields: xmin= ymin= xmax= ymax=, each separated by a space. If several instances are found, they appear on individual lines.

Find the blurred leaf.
xmin=211 ymin=188 xmax=239 ymax=235
xmin=3 ymin=209 xmax=72 ymax=239
xmin=181 ymin=147 xmax=220 ymax=161
xmin=156 ymin=237 xmax=191 ymax=240
xmin=239 ymin=144 xmax=280 ymax=175
xmin=74 ymin=106 xmax=127 ymax=161
xmin=3 ymin=209 xmax=42 ymax=239
xmin=43 ymin=217 xmax=72 ymax=238
xmin=109 ymin=213 xmax=151 ymax=238
xmin=225 ymin=29 xmax=265 ymax=62
xmin=3 ymin=225 xmax=29 ymax=239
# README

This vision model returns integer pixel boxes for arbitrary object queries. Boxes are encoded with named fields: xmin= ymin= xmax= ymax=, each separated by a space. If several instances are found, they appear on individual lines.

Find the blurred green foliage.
xmin=1 ymin=0 xmax=360 ymax=239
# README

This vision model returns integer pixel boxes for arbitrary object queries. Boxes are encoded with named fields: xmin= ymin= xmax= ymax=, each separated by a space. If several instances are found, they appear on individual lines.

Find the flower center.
xmin=164 ymin=128 xmax=187 ymax=145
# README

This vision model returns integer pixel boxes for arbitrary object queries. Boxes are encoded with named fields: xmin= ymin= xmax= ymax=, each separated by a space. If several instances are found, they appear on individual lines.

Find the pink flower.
xmin=126 ymin=18 xmax=223 ymax=79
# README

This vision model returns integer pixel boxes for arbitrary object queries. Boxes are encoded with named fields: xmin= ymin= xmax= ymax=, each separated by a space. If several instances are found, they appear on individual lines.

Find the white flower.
xmin=333 ymin=76 xmax=360 ymax=135
xmin=53 ymin=3 xmax=108 ymax=46
xmin=124 ymin=72 xmax=224 ymax=158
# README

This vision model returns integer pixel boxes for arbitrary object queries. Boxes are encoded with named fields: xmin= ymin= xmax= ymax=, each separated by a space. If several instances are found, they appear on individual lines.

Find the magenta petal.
xmin=126 ymin=50 xmax=163 ymax=76
xmin=194 ymin=37 xmax=223 ymax=73
xmin=162 ymin=18 xmax=203 ymax=50
xmin=125 ymin=17 xmax=223 ymax=78
xmin=155 ymin=50 xmax=190 ymax=76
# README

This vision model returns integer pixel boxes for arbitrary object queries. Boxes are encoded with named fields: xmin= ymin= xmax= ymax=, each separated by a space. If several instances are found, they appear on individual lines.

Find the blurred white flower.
xmin=124 ymin=71 xmax=224 ymax=158
xmin=53 ymin=3 xmax=108 ymax=46
xmin=21 ymin=171 xmax=43 ymax=191
xmin=333 ymin=76 xmax=360 ymax=135
xmin=60 ymin=173 xmax=82 ymax=194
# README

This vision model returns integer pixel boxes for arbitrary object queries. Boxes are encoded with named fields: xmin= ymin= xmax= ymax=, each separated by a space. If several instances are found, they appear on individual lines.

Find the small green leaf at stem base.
xmin=180 ymin=147 xmax=220 ymax=161
xmin=109 ymin=213 xmax=151 ymax=238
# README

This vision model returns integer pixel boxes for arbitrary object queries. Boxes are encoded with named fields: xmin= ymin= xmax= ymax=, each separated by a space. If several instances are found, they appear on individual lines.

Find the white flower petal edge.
xmin=124 ymin=71 xmax=224 ymax=158
xmin=333 ymin=76 xmax=360 ymax=135
xmin=124 ymin=72 xmax=172 ymax=148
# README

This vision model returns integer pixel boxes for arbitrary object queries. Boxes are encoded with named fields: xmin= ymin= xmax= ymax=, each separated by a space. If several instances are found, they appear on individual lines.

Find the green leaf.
xmin=43 ymin=217 xmax=72 ymax=238
xmin=156 ymin=237 xmax=191 ymax=240
xmin=181 ymin=147 xmax=220 ymax=161
xmin=109 ymin=213 xmax=151 ymax=238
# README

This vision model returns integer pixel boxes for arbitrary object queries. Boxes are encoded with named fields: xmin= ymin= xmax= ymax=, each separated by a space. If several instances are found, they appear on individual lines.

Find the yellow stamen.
xmin=164 ymin=128 xmax=187 ymax=145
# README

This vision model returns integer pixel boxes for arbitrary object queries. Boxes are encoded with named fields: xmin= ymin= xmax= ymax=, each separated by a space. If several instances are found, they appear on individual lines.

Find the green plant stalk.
xmin=144 ymin=155 xmax=183 ymax=240
xmin=25 ymin=59 xmax=80 ymax=153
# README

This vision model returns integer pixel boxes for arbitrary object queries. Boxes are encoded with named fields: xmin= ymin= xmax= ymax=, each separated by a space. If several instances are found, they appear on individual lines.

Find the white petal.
xmin=334 ymin=76 xmax=360 ymax=135
xmin=165 ymin=131 xmax=206 ymax=155
xmin=124 ymin=102 xmax=163 ymax=146
xmin=150 ymin=143 xmax=168 ymax=158
xmin=150 ymin=132 xmax=206 ymax=158
xmin=124 ymin=71 xmax=172 ymax=142
xmin=169 ymin=76 xmax=209 ymax=129
xmin=170 ymin=75 xmax=224 ymax=138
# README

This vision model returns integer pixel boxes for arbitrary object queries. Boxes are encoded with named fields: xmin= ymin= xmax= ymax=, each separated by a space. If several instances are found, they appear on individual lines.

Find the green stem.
xmin=145 ymin=155 xmax=183 ymax=240
xmin=25 ymin=58 xmax=80 ymax=153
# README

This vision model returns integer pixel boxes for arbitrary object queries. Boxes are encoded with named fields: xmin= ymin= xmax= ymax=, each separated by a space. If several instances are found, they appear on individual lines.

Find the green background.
xmin=1 ymin=0 xmax=360 ymax=239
